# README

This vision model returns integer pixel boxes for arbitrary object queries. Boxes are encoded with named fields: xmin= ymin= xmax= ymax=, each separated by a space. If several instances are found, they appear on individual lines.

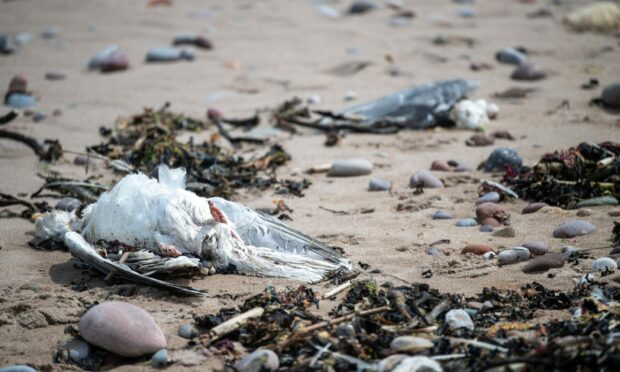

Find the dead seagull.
xmin=36 ymin=166 xmax=351 ymax=283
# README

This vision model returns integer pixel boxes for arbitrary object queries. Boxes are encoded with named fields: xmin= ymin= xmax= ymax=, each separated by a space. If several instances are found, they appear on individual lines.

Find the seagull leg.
xmin=208 ymin=201 xmax=242 ymax=241
xmin=158 ymin=241 xmax=182 ymax=257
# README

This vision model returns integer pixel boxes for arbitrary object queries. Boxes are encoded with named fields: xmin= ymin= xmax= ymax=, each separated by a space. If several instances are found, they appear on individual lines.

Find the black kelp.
xmin=505 ymin=142 xmax=620 ymax=209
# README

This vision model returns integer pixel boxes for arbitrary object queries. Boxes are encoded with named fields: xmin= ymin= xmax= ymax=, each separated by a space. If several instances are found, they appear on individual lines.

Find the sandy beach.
xmin=1 ymin=0 xmax=620 ymax=370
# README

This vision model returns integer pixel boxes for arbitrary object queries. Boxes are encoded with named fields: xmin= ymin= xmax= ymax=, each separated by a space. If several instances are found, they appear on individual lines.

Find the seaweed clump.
xmin=189 ymin=279 xmax=620 ymax=371
xmin=505 ymin=142 xmax=620 ymax=208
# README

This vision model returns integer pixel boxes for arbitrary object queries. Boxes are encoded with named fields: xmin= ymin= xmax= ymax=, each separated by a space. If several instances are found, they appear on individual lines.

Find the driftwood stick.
xmin=208 ymin=307 xmax=265 ymax=341
xmin=321 ymin=281 xmax=352 ymax=300
xmin=448 ymin=337 xmax=509 ymax=353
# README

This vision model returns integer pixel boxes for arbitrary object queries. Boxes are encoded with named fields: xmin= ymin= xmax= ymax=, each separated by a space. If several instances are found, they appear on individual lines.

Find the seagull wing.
xmin=210 ymin=197 xmax=351 ymax=269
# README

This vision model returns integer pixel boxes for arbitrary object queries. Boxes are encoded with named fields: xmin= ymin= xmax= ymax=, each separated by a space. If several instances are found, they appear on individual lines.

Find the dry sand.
xmin=0 ymin=0 xmax=619 ymax=369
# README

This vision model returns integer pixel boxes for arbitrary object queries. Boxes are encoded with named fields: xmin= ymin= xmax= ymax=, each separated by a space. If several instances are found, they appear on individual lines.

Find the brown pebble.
xmin=476 ymin=203 xmax=510 ymax=224
xmin=8 ymin=75 xmax=28 ymax=95
xmin=480 ymin=217 xmax=501 ymax=227
xmin=430 ymin=160 xmax=453 ymax=172
xmin=576 ymin=208 xmax=592 ymax=217
xmin=100 ymin=53 xmax=129 ymax=73
xmin=608 ymin=209 xmax=620 ymax=217
xmin=466 ymin=134 xmax=494 ymax=147
xmin=522 ymin=253 xmax=565 ymax=273
xmin=462 ymin=244 xmax=493 ymax=255
xmin=522 ymin=202 xmax=547 ymax=214
xmin=511 ymin=63 xmax=546 ymax=81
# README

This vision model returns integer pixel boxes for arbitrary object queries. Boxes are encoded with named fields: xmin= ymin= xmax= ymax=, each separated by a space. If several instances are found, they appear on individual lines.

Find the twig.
xmin=448 ymin=337 xmax=509 ymax=353
xmin=205 ymin=307 xmax=264 ymax=342
xmin=322 ymin=281 xmax=352 ymax=300
xmin=319 ymin=206 xmax=349 ymax=215
xmin=296 ymin=306 xmax=390 ymax=335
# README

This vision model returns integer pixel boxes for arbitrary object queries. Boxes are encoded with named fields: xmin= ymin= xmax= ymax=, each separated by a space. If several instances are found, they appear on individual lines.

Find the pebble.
xmin=307 ymin=94 xmax=321 ymax=105
xmin=430 ymin=160 xmax=453 ymax=172
xmin=151 ymin=349 xmax=169 ymax=368
xmin=609 ymin=246 xmax=620 ymax=255
xmin=480 ymin=217 xmax=501 ymax=227
xmin=6 ymin=93 xmax=37 ymax=108
xmin=146 ymin=47 xmax=194 ymax=62
xmin=426 ymin=247 xmax=442 ymax=256
xmin=565 ymin=2 xmax=620 ymax=33
xmin=445 ymin=309 xmax=474 ymax=330
xmin=522 ymin=202 xmax=547 ymax=214
xmin=466 ymin=133 xmax=494 ymax=147
xmin=553 ymin=220 xmax=596 ymax=238
xmin=0 ymin=34 xmax=11 ymax=54
xmin=483 ymin=147 xmax=523 ymax=172
xmin=576 ymin=208 xmax=593 ymax=217
xmin=56 ymin=197 xmax=82 ymax=212
xmin=14 ymin=32 xmax=32 ymax=46
xmin=462 ymin=244 xmax=493 ymax=255
xmin=522 ymin=253 xmax=565 ymax=273
xmin=173 ymin=34 xmax=213 ymax=49
xmin=479 ymin=224 xmax=494 ymax=232
xmin=511 ymin=63 xmax=546 ymax=81
xmin=483 ymin=301 xmax=494 ymax=310
xmin=575 ymin=196 xmax=618 ymax=208
xmin=73 ymin=155 xmax=88 ymax=166
xmin=609 ymin=209 xmax=620 ymax=217
xmin=327 ymin=159 xmax=373 ymax=177
xmin=495 ymin=47 xmax=528 ymax=65
xmin=88 ymin=45 xmax=120 ymax=69
xmin=456 ymin=218 xmax=478 ymax=227
xmin=45 ymin=70 xmax=66 ymax=81
xmin=457 ymin=9 xmax=476 ymax=18
xmin=522 ymin=241 xmax=550 ymax=255
xmin=498 ymin=247 xmax=530 ymax=265
xmin=41 ymin=27 xmax=60 ymax=39
xmin=99 ymin=52 xmax=129 ymax=73
xmin=368 ymin=178 xmax=391 ymax=191
xmin=483 ymin=251 xmax=496 ymax=260
xmin=377 ymin=355 xmax=408 ymax=372
xmin=467 ymin=301 xmax=484 ymax=310
xmin=409 ymin=170 xmax=444 ymax=188
xmin=492 ymin=226 xmax=516 ymax=238
xmin=392 ymin=356 xmax=443 ymax=372
xmin=344 ymin=90 xmax=357 ymax=101
xmin=0 ymin=366 xmax=37 ymax=372
xmin=476 ymin=203 xmax=509 ymax=223
xmin=432 ymin=210 xmax=452 ymax=220
xmin=58 ymin=337 xmax=91 ymax=365
xmin=477 ymin=192 xmax=500 ymax=205
xmin=390 ymin=336 xmax=433 ymax=352
xmin=601 ymin=83 xmax=620 ymax=109
xmin=178 ymin=324 xmax=199 ymax=339
xmin=334 ymin=324 xmax=356 ymax=338
xmin=79 ymin=301 xmax=166 ymax=357
xmin=235 ymin=349 xmax=280 ymax=372
xmin=592 ymin=257 xmax=617 ymax=271
xmin=348 ymin=1 xmax=378 ymax=15
xmin=562 ymin=245 xmax=578 ymax=258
